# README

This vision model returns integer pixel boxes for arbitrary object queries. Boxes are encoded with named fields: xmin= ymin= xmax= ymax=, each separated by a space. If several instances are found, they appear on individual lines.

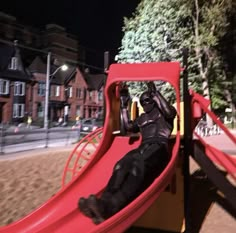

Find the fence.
xmin=0 ymin=126 xmax=88 ymax=155
xmin=195 ymin=122 xmax=221 ymax=137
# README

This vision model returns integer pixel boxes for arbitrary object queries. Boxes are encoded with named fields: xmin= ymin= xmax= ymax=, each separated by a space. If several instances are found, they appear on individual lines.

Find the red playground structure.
xmin=0 ymin=55 xmax=235 ymax=233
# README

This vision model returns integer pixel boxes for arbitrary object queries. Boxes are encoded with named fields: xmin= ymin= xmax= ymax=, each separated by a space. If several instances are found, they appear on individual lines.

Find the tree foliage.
xmin=116 ymin=0 xmax=235 ymax=112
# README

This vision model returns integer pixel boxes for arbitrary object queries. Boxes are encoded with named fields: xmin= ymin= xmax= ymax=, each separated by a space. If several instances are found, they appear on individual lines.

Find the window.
xmin=89 ymin=91 xmax=93 ymax=100
xmin=13 ymin=104 xmax=25 ymax=118
xmin=0 ymin=79 xmax=10 ymax=94
xmin=88 ymin=107 xmax=92 ymax=117
xmin=98 ymin=90 xmax=103 ymax=101
xmin=76 ymin=105 xmax=81 ymax=116
xmin=83 ymin=119 xmax=92 ymax=124
xmin=37 ymin=103 xmax=43 ymax=117
xmin=69 ymin=87 xmax=73 ymax=98
xmin=64 ymin=105 xmax=70 ymax=116
xmin=8 ymin=57 xmax=18 ymax=70
xmin=14 ymin=82 xmax=25 ymax=96
xmin=51 ymin=85 xmax=60 ymax=97
xmin=55 ymin=86 xmax=60 ymax=97
xmin=76 ymin=88 xmax=82 ymax=98
xmin=38 ymin=83 xmax=45 ymax=96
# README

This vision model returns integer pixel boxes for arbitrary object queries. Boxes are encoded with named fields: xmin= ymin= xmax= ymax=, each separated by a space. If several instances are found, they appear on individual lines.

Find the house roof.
xmin=28 ymin=56 xmax=47 ymax=74
xmin=0 ymin=42 xmax=32 ymax=81
xmin=29 ymin=56 xmax=76 ymax=85
xmin=1 ymin=44 xmax=105 ymax=88
xmin=0 ymin=69 xmax=32 ymax=81
xmin=84 ymin=73 xmax=106 ymax=90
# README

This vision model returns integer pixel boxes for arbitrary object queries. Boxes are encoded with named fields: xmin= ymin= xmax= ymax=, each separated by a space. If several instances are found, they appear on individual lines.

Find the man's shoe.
xmin=78 ymin=197 xmax=93 ymax=218
xmin=87 ymin=195 xmax=105 ymax=224
xmin=78 ymin=197 xmax=102 ymax=225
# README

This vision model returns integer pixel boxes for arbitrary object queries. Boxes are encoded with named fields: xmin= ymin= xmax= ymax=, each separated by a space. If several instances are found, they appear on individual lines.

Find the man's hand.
xmin=120 ymin=86 xmax=130 ymax=109
xmin=147 ymin=82 xmax=156 ymax=95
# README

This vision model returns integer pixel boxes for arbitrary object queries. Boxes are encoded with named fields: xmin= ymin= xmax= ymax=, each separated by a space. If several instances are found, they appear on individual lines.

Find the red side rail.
xmin=62 ymin=128 xmax=103 ymax=187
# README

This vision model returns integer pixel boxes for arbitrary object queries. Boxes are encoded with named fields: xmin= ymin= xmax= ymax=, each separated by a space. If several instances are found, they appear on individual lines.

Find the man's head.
xmin=140 ymin=91 xmax=155 ymax=113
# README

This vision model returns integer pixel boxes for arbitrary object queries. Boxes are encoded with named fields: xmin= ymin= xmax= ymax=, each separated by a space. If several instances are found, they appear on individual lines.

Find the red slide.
xmin=0 ymin=62 xmax=182 ymax=233
xmin=0 ymin=133 xmax=180 ymax=233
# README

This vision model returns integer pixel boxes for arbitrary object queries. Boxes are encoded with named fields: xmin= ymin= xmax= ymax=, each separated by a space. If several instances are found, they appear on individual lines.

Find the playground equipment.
xmin=62 ymin=127 xmax=103 ymax=187
xmin=0 ymin=57 xmax=235 ymax=233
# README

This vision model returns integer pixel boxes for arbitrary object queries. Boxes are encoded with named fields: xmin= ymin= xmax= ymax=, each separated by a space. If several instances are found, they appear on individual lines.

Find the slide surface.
xmin=0 ymin=134 xmax=180 ymax=233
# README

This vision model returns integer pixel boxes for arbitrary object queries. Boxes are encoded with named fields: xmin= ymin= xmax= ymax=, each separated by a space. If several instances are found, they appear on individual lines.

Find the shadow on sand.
xmin=189 ymin=169 xmax=236 ymax=233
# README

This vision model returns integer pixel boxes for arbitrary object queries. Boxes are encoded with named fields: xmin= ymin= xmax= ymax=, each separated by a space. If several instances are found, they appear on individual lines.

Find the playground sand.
xmin=0 ymin=147 xmax=72 ymax=226
xmin=0 ymin=139 xmax=235 ymax=232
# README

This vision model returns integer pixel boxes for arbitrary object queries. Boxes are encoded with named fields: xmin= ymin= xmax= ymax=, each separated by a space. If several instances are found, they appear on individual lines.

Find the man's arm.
xmin=147 ymin=82 xmax=177 ymax=119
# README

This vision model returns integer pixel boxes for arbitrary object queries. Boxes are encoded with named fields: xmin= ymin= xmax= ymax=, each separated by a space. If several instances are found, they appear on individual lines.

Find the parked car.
xmin=81 ymin=118 xmax=103 ymax=133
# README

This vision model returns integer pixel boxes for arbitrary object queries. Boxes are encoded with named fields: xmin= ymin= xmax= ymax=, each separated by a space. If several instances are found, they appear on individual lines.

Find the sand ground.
xmin=0 ymin=146 xmax=73 ymax=226
xmin=0 ymin=142 xmax=235 ymax=232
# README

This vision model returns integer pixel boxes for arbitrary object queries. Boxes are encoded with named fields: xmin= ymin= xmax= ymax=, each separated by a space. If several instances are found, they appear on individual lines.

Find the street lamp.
xmin=44 ymin=52 xmax=68 ymax=129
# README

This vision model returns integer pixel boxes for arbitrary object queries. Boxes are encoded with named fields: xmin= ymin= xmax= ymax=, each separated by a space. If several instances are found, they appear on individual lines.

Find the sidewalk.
xmin=204 ymin=130 xmax=236 ymax=155
xmin=0 ymin=144 xmax=75 ymax=161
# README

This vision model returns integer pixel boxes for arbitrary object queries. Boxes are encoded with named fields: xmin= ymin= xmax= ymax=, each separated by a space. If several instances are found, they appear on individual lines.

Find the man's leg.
xmin=79 ymin=148 xmax=145 ymax=224
xmin=78 ymin=151 xmax=136 ymax=223
xmin=103 ymin=151 xmax=137 ymax=193
xmin=98 ymin=158 xmax=145 ymax=219
xmin=83 ymin=164 xmax=144 ymax=224
xmin=141 ymin=143 xmax=169 ymax=190
xmin=100 ymin=143 xmax=169 ymax=218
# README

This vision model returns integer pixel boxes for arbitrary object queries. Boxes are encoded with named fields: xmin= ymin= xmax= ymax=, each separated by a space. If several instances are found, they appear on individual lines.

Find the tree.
xmin=190 ymin=0 xmax=232 ymax=113
xmin=116 ymin=0 xmax=190 ymax=101
xmin=116 ymin=0 xmax=234 ymax=122
xmin=221 ymin=6 xmax=236 ymax=127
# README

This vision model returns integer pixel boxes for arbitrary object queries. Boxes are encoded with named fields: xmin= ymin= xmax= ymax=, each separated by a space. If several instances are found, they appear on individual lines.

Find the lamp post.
xmin=44 ymin=52 xmax=68 ymax=129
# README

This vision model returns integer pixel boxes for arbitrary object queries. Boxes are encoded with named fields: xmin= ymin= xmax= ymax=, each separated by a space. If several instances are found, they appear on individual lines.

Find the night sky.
xmin=1 ymin=0 xmax=141 ymax=68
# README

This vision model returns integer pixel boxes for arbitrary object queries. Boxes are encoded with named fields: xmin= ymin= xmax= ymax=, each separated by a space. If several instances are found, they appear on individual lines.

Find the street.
xmin=0 ymin=126 xmax=235 ymax=157
xmin=0 ymin=126 xmax=86 ymax=155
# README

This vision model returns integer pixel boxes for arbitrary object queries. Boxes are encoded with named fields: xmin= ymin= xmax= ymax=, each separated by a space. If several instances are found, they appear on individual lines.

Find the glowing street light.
xmin=44 ymin=52 xmax=68 ymax=129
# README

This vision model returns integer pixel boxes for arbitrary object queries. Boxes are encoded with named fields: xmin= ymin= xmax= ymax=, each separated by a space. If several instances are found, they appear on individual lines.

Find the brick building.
xmin=0 ymin=41 xmax=33 ymax=124
xmin=0 ymin=42 xmax=106 ymax=125
xmin=0 ymin=12 xmax=106 ymax=126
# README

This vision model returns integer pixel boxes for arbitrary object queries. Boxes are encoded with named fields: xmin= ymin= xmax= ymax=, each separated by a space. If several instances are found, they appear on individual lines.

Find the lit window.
xmin=14 ymin=82 xmax=25 ymax=96
xmin=55 ymin=86 xmax=60 ymax=97
xmin=89 ymin=91 xmax=93 ymax=100
xmin=98 ymin=90 xmax=103 ymax=101
xmin=69 ymin=87 xmax=73 ymax=98
xmin=13 ymin=104 xmax=25 ymax=118
xmin=8 ymin=57 xmax=18 ymax=70
xmin=0 ymin=79 xmax=10 ymax=94
xmin=38 ymin=83 xmax=45 ymax=96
